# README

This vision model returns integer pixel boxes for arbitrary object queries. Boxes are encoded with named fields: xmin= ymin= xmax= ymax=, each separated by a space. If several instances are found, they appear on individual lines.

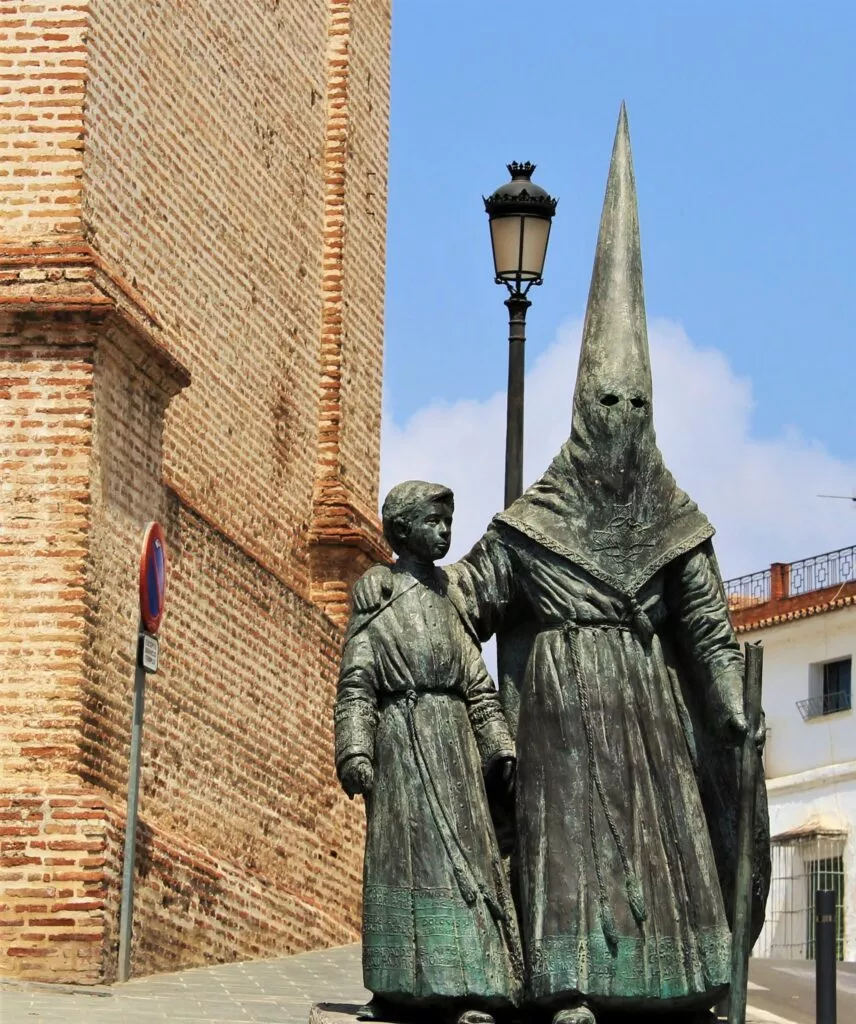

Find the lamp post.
xmin=485 ymin=162 xmax=557 ymax=508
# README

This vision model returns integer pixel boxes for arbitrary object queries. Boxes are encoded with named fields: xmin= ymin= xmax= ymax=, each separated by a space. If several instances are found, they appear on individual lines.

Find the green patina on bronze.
xmin=338 ymin=105 xmax=771 ymax=1024
xmin=335 ymin=482 xmax=522 ymax=1021
xmin=527 ymin=926 xmax=732 ymax=1002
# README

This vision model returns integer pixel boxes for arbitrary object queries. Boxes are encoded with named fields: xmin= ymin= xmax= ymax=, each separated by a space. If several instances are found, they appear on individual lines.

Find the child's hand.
xmin=340 ymin=755 xmax=375 ymax=798
xmin=487 ymin=755 xmax=516 ymax=800
xmin=498 ymin=757 xmax=516 ymax=798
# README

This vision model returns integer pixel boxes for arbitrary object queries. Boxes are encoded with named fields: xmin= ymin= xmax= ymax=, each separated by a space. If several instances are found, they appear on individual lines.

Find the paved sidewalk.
xmin=0 ymin=944 xmax=805 ymax=1024
xmin=0 ymin=944 xmax=368 ymax=1024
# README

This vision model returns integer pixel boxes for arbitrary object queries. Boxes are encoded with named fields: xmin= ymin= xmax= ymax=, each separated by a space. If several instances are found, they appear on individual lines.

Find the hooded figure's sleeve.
xmin=463 ymin=641 xmax=515 ymax=773
xmin=451 ymin=525 xmax=519 ymax=644
xmin=665 ymin=540 xmax=744 ymax=734
xmin=664 ymin=540 xmax=771 ymax=943
xmin=334 ymin=627 xmax=378 ymax=781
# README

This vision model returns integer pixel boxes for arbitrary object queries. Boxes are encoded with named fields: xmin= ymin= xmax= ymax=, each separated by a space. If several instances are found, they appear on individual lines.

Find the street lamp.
xmin=484 ymin=162 xmax=557 ymax=508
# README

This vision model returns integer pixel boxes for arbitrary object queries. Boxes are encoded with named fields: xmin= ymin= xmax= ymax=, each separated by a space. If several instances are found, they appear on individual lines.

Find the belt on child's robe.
xmin=379 ymin=689 xmax=464 ymax=709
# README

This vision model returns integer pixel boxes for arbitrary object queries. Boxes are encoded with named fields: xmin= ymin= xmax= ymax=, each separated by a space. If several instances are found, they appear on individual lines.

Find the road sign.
xmin=139 ymin=522 xmax=166 ymax=634
xmin=137 ymin=633 xmax=159 ymax=674
xmin=120 ymin=522 xmax=167 ymax=982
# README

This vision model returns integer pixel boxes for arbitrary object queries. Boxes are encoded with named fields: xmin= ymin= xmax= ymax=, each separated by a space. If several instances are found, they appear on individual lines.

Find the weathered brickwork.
xmin=0 ymin=2 xmax=87 ymax=241
xmin=85 ymin=0 xmax=335 ymax=592
xmin=332 ymin=0 xmax=389 ymax=510
xmin=1 ymin=0 xmax=390 ymax=985
xmin=0 ymin=331 xmax=93 ymax=781
xmin=310 ymin=0 xmax=390 ymax=623
xmin=0 ymin=778 xmax=360 ymax=982
xmin=0 ymin=786 xmax=115 ymax=982
xmin=132 ymin=499 xmax=365 ymax=953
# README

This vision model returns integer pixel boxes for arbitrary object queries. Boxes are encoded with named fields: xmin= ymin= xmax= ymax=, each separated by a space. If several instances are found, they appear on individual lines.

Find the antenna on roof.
xmin=817 ymin=494 xmax=856 ymax=502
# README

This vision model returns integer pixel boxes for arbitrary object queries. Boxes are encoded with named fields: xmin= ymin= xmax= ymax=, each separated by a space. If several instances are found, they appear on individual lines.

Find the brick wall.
xmin=0 ymin=304 xmax=108 ymax=983
xmin=310 ymin=0 xmax=390 ymax=623
xmin=84 ymin=0 xmax=333 ymax=590
xmin=334 ymin=0 xmax=388 ymax=511
xmin=0 ymin=786 xmax=115 ymax=982
xmin=1 ymin=0 xmax=390 ymax=984
xmin=0 ymin=322 xmax=94 ymax=783
xmin=0 ymin=2 xmax=87 ymax=241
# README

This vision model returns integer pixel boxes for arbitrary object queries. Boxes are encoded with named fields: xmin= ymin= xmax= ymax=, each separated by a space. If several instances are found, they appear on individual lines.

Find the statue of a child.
xmin=335 ymin=480 xmax=521 ymax=1024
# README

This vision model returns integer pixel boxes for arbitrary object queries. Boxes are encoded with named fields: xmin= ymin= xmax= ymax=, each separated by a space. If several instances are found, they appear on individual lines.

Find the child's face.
xmin=404 ymin=501 xmax=452 ymax=562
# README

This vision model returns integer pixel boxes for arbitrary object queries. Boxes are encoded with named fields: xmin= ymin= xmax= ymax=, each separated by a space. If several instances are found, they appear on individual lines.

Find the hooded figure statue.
xmin=358 ymin=105 xmax=770 ymax=1023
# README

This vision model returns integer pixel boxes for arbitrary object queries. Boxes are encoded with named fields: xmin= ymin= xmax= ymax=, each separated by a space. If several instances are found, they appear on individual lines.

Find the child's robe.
xmin=335 ymin=563 xmax=522 ymax=1009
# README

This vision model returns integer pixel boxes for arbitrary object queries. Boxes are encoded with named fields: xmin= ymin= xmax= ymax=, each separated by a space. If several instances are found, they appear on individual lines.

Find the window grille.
xmin=753 ymin=829 xmax=846 ymax=961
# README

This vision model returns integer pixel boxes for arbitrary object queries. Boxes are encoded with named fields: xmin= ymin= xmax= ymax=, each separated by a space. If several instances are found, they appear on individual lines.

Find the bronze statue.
xmin=335 ymin=482 xmax=522 ymax=1024
xmin=347 ymin=106 xmax=769 ymax=1023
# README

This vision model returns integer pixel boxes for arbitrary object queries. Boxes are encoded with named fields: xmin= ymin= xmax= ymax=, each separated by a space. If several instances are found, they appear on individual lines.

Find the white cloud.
xmin=381 ymin=317 xmax=856 ymax=580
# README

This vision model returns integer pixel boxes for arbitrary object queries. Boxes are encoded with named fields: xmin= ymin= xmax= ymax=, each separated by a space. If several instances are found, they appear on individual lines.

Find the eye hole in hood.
xmin=600 ymin=393 xmax=620 ymax=406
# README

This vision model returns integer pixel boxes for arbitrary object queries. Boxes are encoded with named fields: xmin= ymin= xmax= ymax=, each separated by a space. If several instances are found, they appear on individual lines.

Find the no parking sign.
xmin=139 ymin=521 xmax=167 ymax=635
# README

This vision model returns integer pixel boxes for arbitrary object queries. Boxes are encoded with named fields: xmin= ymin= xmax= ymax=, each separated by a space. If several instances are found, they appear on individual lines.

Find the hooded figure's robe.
xmin=435 ymin=105 xmax=770 ymax=1012
xmin=334 ymin=565 xmax=523 ymax=1010
xmin=450 ymin=519 xmax=768 ymax=1012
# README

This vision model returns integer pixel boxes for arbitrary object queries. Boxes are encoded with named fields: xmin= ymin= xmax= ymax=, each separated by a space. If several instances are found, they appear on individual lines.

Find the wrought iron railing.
xmin=755 ymin=833 xmax=846 ymax=960
xmin=795 ymin=690 xmax=852 ymax=721
xmin=724 ymin=543 xmax=856 ymax=606
xmin=724 ymin=568 xmax=771 ymax=609
xmin=788 ymin=544 xmax=856 ymax=596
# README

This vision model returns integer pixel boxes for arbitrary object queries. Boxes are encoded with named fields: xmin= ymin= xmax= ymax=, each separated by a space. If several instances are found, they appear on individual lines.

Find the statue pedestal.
xmin=309 ymin=1005 xmax=785 ymax=1024
xmin=310 ymin=1003 xmax=366 ymax=1024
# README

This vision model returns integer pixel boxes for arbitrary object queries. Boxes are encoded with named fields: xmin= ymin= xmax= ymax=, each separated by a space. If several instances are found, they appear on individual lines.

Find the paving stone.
xmin=0 ymin=943 xmax=797 ymax=1024
xmin=0 ymin=944 xmax=367 ymax=1023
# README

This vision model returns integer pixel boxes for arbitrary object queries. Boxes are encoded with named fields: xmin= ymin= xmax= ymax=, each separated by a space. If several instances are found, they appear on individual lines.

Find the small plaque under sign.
xmin=138 ymin=633 xmax=159 ymax=674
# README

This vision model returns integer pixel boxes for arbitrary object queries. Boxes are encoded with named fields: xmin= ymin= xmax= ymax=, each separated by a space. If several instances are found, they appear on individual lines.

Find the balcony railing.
xmin=789 ymin=545 xmax=856 ymax=596
xmin=725 ymin=568 xmax=771 ymax=609
xmin=725 ymin=543 xmax=856 ymax=608
xmin=796 ymin=690 xmax=852 ymax=721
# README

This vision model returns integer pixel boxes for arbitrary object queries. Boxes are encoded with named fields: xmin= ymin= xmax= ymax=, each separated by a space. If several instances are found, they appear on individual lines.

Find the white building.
xmin=725 ymin=546 xmax=856 ymax=961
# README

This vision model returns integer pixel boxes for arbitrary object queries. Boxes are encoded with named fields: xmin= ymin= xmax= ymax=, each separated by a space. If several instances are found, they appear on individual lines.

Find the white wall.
xmin=755 ymin=767 xmax=856 ymax=961
xmin=754 ymin=606 xmax=855 ymax=779
xmin=749 ymin=607 xmax=856 ymax=960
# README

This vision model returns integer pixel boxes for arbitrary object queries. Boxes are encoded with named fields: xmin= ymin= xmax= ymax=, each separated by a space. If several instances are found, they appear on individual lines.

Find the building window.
xmin=797 ymin=656 xmax=852 ymax=720
xmin=823 ymin=658 xmax=852 ymax=714
xmin=753 ymin=830 xmax=846 ymax=961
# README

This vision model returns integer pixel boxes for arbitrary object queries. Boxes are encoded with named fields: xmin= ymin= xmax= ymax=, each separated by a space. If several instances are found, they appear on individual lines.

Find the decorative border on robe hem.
xmin=362 ymin=884 xmax=520 ymax=1004
xmin=526 ymin=926 xmax=731 ymax=1002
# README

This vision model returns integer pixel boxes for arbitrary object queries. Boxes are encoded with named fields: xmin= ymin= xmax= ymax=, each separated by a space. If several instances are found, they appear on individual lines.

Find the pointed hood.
xmin=573 ymin=101 xmax=652 ymax=449
xmin=496 ymin=105 xmax=713 ymax=596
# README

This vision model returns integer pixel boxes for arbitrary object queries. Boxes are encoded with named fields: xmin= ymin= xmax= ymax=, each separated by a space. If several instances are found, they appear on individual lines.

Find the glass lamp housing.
xmin=484 ymin=162 xmax=557 ymax=290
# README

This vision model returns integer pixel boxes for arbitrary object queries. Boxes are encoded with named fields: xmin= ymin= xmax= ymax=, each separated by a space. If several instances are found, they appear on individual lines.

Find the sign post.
xmin=117 ymin=522 xmax=166 ymax=983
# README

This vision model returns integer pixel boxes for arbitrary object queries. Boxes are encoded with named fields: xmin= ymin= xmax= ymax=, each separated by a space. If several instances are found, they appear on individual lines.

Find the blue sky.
xmin=384 ymin=2 xmax=854 ymax=453
xmin=381 ymin=2 xmax=856 ymax=574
